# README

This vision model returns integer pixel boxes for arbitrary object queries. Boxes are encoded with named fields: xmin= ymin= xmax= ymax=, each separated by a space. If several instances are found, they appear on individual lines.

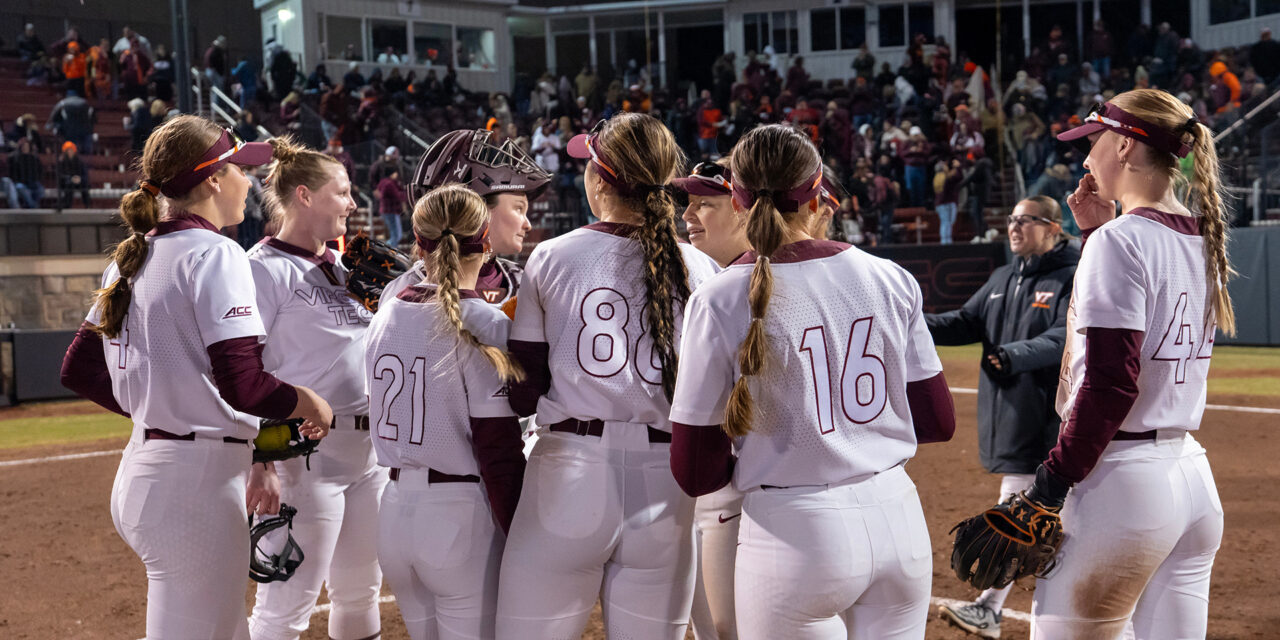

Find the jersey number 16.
xmin=799 ymin=317 xmax=888 ymax=434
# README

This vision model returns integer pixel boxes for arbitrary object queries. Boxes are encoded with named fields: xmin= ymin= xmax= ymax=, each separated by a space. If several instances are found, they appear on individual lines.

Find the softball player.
xmin=245 ymin=137 xmax=387 ymax=640
xmin=59 ymin=115 xmax=332 ymax=640
xmin=495 ymin=113 xmax=719 ymax=639
xmin=365 ymin=184 xmax=527 ymax=640
xmin=1024 ymin=89 xmax=1233 ymax=639
xmin=674 ymin=159 xmax=748 ymax=640
xmin=382 ymin=129 xmax=551 ymax=307
xmin=668 ymin=124 xmax=956 ymax=640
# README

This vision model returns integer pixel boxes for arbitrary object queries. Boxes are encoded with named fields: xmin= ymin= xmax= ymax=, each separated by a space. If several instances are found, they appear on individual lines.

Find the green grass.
xmin=0 ymin=411 xmax=131 ymax=450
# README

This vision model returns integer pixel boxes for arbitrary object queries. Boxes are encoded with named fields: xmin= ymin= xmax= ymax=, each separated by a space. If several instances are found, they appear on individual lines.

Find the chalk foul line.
xmin=8 ymin=390 xmax=1279 ymax=470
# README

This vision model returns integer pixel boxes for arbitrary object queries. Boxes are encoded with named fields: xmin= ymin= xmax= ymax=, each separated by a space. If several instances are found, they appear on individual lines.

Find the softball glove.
xmin=341 ymin=231 xmax=414 ymax=313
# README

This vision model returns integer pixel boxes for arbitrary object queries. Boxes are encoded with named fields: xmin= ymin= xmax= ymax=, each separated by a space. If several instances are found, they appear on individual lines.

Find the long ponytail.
xmin=92 ymin=189 xmax=158 ymax=338
xmin=722 ymin=196 xmax=787 ymax=437
xmin=722 ymin=123 xmax=823 ymax=437
xmin=414 ymin=184 xmax=524 ymax=382
xmin=634 ymin=187 xmax=691 ymax=402
xmin=92 ymin=115 xmax=224 ymax=338
xmin=1189 ymin=122 xmax=1236 ymax=336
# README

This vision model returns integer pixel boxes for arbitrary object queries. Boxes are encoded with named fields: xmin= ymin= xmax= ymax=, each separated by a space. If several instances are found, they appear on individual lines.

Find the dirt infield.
xmin=0 ymin=365 xmax=1277 ymax=638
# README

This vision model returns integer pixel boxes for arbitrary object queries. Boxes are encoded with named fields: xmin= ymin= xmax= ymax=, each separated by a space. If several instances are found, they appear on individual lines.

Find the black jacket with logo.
xmin=926 ymin=238 xmax=1081 ymax=474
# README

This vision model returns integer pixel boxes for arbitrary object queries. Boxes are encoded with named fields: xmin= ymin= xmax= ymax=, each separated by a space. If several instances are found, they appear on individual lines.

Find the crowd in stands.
xmin=6 ymin=18 xmax=1279 ymax=241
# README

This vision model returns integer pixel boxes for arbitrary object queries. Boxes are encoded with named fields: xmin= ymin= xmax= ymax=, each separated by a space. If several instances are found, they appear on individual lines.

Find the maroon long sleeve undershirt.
xmin=1043 ymin=326 xmax=1143 ymax=484
xmin=670 ymin=371 xmax=958 ymax=496
xmin=60 ymin=322 xmax=129 ymax=417
xmin=907 ymin=371 xmax=956 ymax=444
xmin=470 ymin=416 xmax=527 ymax=535
xmin=507 ymin=340 xmax=550 ymax=417
xmin=206 ymin=336 xmax=298 ymax=419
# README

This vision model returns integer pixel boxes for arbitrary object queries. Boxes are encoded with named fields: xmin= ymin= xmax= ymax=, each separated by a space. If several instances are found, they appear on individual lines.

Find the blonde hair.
xmin=723 ymin=124 xmax=823 ymax=437
xmin=411 ymin=184 xmax=524 ymax=382
xmin=1108 ymin=89 xmax=1236 ymax=336
xmin=263 ymin=135 xmax=343 ymax=221
xmin=593 ymin=112 xmax=691 ymax=402
xmin=92 ymin=115 xmax=224 ymax=338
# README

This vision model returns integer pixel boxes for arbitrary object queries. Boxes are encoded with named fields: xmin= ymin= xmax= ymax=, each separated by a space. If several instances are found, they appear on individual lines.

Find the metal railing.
xmin=190 ymin=67 xmax=273 ymax=140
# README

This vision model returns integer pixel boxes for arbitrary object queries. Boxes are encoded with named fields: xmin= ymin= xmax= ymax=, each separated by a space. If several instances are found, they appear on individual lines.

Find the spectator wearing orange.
xmin=56 ymin=141 xmax=90 ymax=208
xmin=62 ymin=41 xmax=88 ymax=97
xmin=120 ymin=37 xmax=152 ymax=102
xmin=89 ymin=38 xmax=113 ymax=100
xmin=1209 ymin=61 xmax=1241 ymax=114
xmin=695 ymin=92 xmax=724 ymax=160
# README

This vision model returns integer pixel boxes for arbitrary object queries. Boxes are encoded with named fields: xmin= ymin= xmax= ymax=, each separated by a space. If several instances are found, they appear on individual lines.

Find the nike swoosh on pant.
xmin=718 ymin=513 xmax=742 ymax=524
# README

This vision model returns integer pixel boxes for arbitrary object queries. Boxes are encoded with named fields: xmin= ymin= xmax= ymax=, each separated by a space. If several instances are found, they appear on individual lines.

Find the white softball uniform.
xmin=1037 ymin=209 xmax=1223 ymax=639
xmin=366 ymin=287 xmax=518 ymax=640
xmin=246 ymin=237 xmax=387 ymax=640
xmin=690 ymin=483 xmax=744 ymax=640
xmin=669 ymin=240 xmax=942 ymax=639
xmin=496 ymin=222 xmax=718 ymax=640
xmin=94 ymin=215 xmax=266 ymax=640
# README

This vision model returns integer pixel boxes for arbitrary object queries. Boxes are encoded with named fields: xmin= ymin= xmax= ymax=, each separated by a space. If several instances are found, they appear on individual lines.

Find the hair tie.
xmin=439 ymin=229 xmax=455 ymax=237
xmin=140 ymin=180 xmax=161 ymax=197
xmin=132 ymin=231 xmax=146 ymax=241
xmin=755 ymin=189 xmax=774 ymax=200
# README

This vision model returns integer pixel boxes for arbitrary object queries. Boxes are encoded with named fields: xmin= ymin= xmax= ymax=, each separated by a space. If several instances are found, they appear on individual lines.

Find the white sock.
xmin=975 ymin=583 xmax=1014 ymax=614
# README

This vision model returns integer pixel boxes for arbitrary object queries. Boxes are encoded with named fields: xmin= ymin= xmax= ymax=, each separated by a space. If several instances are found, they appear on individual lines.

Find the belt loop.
xmin=576 ymin=419 xmax=590 ymax=437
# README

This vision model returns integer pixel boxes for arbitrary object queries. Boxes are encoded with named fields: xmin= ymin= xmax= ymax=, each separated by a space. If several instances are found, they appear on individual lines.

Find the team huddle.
xmin=58 ymin=86 xmax=1233 ymax=640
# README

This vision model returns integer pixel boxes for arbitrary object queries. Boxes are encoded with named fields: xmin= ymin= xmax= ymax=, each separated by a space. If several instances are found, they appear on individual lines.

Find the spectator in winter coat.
xmin=1088 ymin=20 xmax=1114 ymax=77
xmin=17 ymin=24 xmax=44 ymax=62
xmin=376 ymin=170 xmax=407 ymax=247
xmin=231 ymin=58 xmax=258 ymax=109
xmin=48 ymin=91 xmax=94 ymax=153
xmin=203 ymin=35 xmax=229 ymax=90
xmin=56 ymin=141 xmax=90 ymax=208
xmin=89 ymin=39 xmax=113 ymax=100
xmin=320 ymin=83 xmax=352 ymax=143
xmin=126 ymin=98 xmax=153 ymax=152
xmin=112 ymin=26 xmax=152 ymax=60
xmin=958 ymin=146 xmax=995 ymax=240
xmin=851 ymin=43 xmax=876 ymax=81
xmin=695 ymin=93 xmax=724 ymax=160
xmin=149 ymin=44 xmax=174 ymax=102
xmin=120 ymin=38 xmax=152 ymax=102
xmin=530 ymin=120 xmax=562 ymax=173
xmin=1251 ymin=28 xmax=1280 ymax=82
xmin=368 ymin=146 xmax=407 ymax=193
xmin=785 ymin=56 xmax=810 ymax=95
xmin=927 ymin=195 xmax=1079 ymax=633
xmin=305 ymin=64 xmax=332 ymax=94
xmin=9 ymin=139 xmax=44 ymax=208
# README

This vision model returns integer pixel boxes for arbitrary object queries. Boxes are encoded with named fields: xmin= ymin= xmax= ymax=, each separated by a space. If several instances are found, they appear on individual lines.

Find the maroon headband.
xmin=567 ymin=132 xmax=670 ymax=198
xmin=415 ymin=221 xmax=489 ymax=256
xmin=158 ymin=129 xmax=274 ymax=197
xmin=1056 ymin=102 xmax=1194 ymax=158
xmin=733 ymin=167 xmax=825 ymax=212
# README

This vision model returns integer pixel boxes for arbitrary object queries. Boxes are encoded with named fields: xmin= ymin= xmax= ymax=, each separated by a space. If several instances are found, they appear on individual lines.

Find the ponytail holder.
xmin=132 ymin=231 xmax=146 ymax=241
xmin=415 ymin=222 xmax=489 ymax=256
xmin=755 ymin=189 xmax=774 ymax=200
xmin=637 ymin=184 xmax=669 ymax=196
xmin=140 ymin=180 xmax=161 ymax=197
xmin=439 ymin=229 xmax=455 ymax=237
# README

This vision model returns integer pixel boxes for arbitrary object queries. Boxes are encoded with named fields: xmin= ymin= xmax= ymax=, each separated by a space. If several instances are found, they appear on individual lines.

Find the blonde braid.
xmin=1189 ymin=122 xmax=1236 ymax=336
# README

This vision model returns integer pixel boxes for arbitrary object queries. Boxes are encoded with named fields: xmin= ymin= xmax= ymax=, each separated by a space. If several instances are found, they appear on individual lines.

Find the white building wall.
xmin=263 ymin=0 xmax=515 ymax=94
xmin=1190 ymin=7 xmax=1280 ymax=52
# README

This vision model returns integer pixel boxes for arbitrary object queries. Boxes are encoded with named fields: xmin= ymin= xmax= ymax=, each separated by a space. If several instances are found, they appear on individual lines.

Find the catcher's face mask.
xmin=250 ymin=504 xmax=305 ymax=583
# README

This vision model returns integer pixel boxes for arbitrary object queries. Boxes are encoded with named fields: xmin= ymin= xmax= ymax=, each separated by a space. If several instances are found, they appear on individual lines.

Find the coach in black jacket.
xmin=928 ymin=195 xmax=1080 ymax=633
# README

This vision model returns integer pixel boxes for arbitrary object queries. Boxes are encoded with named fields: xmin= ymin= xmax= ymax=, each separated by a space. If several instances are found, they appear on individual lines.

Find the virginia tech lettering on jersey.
xmin=222 ymin=306 xmax=254 ymax=319
xmin=1032 ymin=291 xmax=1055 ymax=309
xmin=294 ymin=285 xmax=373 ymax=326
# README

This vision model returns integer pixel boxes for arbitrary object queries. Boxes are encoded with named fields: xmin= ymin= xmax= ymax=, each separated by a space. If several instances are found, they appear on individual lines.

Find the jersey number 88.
xmin=576 ymin=288 xmax=662 ymax=385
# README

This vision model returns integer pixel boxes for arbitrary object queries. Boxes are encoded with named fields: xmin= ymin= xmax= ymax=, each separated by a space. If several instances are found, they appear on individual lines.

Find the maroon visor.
xmin=673 ymin=162 xmax=733 ymax=197
xmin=732 ymin=167 xmax=825 ymax=212
xmin=160 ymin=129 xmax=274 ymax=197
xmin=1056 ymin=102 xmax=1193 ymax=158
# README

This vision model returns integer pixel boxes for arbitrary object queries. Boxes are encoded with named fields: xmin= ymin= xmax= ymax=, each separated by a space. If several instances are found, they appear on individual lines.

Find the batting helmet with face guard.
xmin=410 ymin=129 xmax=552 ymax=202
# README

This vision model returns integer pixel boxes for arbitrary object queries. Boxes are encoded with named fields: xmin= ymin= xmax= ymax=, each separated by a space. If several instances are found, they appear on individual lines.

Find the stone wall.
xmin=0 ymin=256 xmax=109 ymax=330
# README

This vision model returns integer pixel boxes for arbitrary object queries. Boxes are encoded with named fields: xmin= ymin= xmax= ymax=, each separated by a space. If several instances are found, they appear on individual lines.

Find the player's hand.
xmin=246 ymin=462 xmax=281 ymax=516
xmin=1067 ymin=173 xmax=1116 ymax=231
xmin=291 ymin=386 xmax=333 ymax=440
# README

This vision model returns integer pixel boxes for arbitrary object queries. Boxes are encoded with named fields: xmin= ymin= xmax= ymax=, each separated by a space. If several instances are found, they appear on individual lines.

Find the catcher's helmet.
xmin=410 ymin=129 xmax=552 ymax=202
xmin=250 ymin=504 xmax=305 ymax=583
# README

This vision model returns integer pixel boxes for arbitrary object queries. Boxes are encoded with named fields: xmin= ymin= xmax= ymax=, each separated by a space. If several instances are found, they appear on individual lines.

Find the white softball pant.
xmin=735 ymin=464 xmax=932 ymax=640
xmin=378 ymin=469 xmax=503 ymax=640
xmin=1032 ymin=431 xmax=1222 ymax=640
xmin=495 ymin=427 xmax=697 ymax=640
xmin=110 ymin=436 xmax=252 ymax=640
xmin=249 ymin=425 xmax=389 ymax=640
xmin=690 ymin=483 xmax=744 ymax=640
